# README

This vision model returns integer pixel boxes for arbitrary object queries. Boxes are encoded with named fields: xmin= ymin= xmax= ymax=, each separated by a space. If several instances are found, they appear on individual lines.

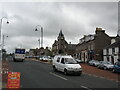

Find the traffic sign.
xmin=7 ymin=72 xmax=20 ymax=89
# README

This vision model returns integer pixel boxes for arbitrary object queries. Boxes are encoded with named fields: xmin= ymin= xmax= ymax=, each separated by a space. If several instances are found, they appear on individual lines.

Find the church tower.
xmin=56 ymin=30 xmax=68 ymax=54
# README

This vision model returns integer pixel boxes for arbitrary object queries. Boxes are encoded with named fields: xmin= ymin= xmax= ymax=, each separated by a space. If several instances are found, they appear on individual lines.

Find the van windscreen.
xmin=15 ymin=49 xmax=25 ymax=54
xmin=65 ymin=58 xmax=77 ymax=64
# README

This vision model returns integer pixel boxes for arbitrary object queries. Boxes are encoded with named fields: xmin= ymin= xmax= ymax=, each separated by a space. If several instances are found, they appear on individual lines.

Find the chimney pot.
xmin=96 ymin=27 xmax=102 ymax=31
xmin=95 ymin=27 xmax=105 ymax=34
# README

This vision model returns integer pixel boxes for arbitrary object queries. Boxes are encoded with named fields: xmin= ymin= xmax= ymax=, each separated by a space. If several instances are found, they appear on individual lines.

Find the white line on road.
xmin=81 ymin=85 xmax=92 ymax=90
xmin=49 ymin=72 xmax=67 ymax=81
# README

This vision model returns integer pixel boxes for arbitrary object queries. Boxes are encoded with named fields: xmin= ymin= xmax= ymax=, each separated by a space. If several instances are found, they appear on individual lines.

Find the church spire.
xmin=59 ymin=29 xmax=64 ymax=37
xmin=58 ymin=29 xmax=65 ymax=40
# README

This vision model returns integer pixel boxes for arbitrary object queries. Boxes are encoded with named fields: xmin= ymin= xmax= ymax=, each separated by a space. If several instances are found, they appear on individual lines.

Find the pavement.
xmin=80 ymin=63 xmax=120 ymax=82
xmin=1 ymin=59 xmax=12 ymax=88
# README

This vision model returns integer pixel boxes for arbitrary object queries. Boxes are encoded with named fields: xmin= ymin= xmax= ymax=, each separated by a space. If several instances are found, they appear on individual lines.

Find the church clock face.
xmin=61 ymin=37 xmax=64 ymax=39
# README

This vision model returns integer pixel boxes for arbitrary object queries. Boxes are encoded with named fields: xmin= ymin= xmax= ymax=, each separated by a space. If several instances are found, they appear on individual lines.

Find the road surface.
xmin=6 ymin=57 xmax=119 ymax=89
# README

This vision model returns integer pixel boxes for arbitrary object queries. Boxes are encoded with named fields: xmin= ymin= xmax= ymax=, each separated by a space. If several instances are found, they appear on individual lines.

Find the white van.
xmin=52 ymin=55 xmax=82 ymax=75
xmin=13 ymin=48 xmax=25 ymax=62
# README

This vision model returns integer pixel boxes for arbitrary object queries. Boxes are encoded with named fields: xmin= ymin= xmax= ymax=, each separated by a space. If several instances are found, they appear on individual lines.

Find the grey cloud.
xmin=0 ymin=2 xmax=118 ymax=53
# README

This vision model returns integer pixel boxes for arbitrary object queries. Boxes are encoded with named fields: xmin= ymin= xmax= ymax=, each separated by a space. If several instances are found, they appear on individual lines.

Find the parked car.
xmin=112 ymin=62 xmax=120 ymax=73
xmin=40 ymin=56 xmax=48 ymax=60
xmin=52 ymin=55 xmax=82 ymax=75
xmin=97 ymin=61 xmax=114 ymax=70
xmin=75 ymin=59 xmax=84 ymax=63
xmin=25 ymin=56 xmax=29 ymax=58
xmin=88 ymin=60 xmax=100 ymax=66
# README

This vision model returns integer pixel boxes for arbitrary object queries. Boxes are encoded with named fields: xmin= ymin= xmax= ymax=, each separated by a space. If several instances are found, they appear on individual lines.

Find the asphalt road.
xmin=7 ymin=58 xmax=119 ymax=89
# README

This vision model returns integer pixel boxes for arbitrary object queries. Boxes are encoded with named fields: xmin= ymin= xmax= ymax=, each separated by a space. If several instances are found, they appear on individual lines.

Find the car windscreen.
xmin=95 ymin=61 xmax=99 ymax=63
xmin=90 ymin=60 xmax=95 ymax=62
xmin=103 ymin=62 xmax=112 ymax=65
xmin=64 ymin=58 xmax=77 ymax=64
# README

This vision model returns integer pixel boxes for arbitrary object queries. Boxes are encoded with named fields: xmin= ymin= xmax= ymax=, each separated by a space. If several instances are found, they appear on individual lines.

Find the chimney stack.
xmin=95 ymin=27 xmax=105 ymax=34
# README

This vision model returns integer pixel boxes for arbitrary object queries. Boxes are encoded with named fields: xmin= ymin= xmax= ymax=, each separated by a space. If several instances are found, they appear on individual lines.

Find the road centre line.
xmin=49 ymin=72 xmax=67 ymax=81
xmin=81 ymin=85 xmax=92 ymax=90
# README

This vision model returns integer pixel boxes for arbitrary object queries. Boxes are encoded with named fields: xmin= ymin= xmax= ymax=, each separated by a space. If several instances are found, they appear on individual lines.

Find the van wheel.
xmin=64 ymin=69 xmax=68 ymax=75
xmin=53 ymin=66 xmax=57 ymax=72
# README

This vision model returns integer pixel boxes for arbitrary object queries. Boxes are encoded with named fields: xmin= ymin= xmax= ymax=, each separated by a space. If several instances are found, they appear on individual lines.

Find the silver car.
xmin=75 ymin=59 xmax=84 ymax=63
xmin=97 ymin=61 xmax=114 ymax=70
xmin=88 ymin=60 xmax=100 ymax=66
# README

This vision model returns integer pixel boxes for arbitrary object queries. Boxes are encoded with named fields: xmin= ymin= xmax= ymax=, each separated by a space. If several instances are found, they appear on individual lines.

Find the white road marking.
xmin=81 ymin=85 xmax=92 ymax=90
xmin=49 ymin=72 xmax=67 ymax=81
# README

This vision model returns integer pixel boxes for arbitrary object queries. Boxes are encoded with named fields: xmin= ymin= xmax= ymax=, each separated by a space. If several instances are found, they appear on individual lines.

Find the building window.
xmin=79 ymin=53 xmax=81 ymax=60
xmin=118 ymin=47 xmax=120 ymax=53
xmin=106 ymin=49 xmax=109 ymax=55
xmin=65 ymin=46 xmax=66 ymax=48
xmin=112 ymin=48 xmax=115 ymax=54
xmin=107 ymin=56 xmax=109 ymax=62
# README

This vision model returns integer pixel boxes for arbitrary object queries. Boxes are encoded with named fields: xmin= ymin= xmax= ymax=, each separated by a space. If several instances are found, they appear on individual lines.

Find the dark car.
xmin=112 ymin=62 xmax=120 ymax=73
xmin=97 ymin=61 xmax=114 ymax=70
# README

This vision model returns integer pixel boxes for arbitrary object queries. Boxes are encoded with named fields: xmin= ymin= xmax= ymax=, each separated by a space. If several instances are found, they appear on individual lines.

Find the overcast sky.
xmin=0 ymin=1 xmax=119 ymax=53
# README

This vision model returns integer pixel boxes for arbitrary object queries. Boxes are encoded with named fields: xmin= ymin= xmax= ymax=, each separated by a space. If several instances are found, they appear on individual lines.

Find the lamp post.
xmin=0 ymin=17 xmax=9 ymax=61
xmin=35 ymin=25 xmax=43 ymax=59
xmin=2 ymin=35 xmax=8 ymax=60
xmin=2 ymin=34 xmax=8 ymax=49
xmin=35 ymin=25 xmax=43 ymax=49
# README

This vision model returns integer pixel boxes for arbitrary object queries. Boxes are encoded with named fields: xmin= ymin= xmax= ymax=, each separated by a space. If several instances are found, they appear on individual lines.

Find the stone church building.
xmin=52 ymin=30 xmax=76 ymax=56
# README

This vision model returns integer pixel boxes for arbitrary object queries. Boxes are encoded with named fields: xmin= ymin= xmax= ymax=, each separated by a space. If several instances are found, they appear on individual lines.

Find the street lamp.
xmin=0 ymin=17 xmax=9 ymax=61
xmin=35 ymin=25 xmax=43 ymax=49
xmin=35 ymin=25 xmax=43 ymax=59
